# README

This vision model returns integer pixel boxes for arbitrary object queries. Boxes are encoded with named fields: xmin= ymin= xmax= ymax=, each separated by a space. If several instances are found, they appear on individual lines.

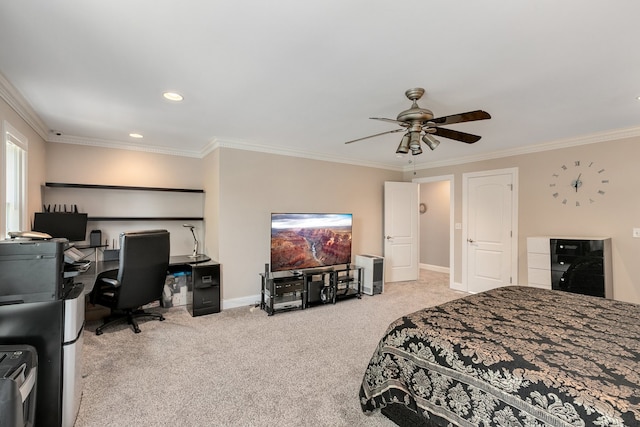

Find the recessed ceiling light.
xmin=163 ymin=92 xmax=184 ymax=102
xmin=129 ymin=133 xmax=143 ymax=138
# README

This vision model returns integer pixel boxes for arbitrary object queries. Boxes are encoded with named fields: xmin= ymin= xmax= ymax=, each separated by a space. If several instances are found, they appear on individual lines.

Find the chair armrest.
xmin=90 ymin=273 xmax=121 ymax=304
xmin=99 ymin=277 xmax=121 ymax=288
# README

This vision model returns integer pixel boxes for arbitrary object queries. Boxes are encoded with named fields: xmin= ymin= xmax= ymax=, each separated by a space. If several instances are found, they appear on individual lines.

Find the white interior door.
xmin=463 ymin=169 xmax=518 ymax=293
xmin=384 ymin=181 xmax=419 ymax=282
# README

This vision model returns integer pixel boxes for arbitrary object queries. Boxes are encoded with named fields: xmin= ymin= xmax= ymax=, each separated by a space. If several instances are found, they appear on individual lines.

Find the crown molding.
xmin=0 ymin=72 xmax=50 ymax=140
xmin=47 ymin=134 xmax=204 ymax=158
xmin=406 ymin=126 xmax=640 ymax=172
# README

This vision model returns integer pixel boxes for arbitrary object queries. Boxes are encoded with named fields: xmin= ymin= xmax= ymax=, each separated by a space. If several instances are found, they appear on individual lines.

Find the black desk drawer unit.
xmin=187 ymin=262 xmax=221 ymax=317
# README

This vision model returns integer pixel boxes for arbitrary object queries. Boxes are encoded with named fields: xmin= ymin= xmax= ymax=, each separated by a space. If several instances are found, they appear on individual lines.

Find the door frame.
xmin=412 ymin=174 xmax=454 ymax=290
xmin=462 ymin=167 xmax=519 ymax=293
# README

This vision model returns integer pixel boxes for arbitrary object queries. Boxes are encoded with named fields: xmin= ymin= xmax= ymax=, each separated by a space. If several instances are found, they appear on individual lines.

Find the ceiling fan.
xmin=345 ymin=88 xmax=491 ymax=155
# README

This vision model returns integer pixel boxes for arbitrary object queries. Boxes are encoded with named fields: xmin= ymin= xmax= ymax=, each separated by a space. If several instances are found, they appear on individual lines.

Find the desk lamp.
xmin=183 ymin=224 xmax=199 ymax=258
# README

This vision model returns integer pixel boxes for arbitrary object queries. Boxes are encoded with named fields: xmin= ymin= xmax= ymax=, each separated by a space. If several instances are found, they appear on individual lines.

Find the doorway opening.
xmin=413 ymin=175 xmax=454 ymax=289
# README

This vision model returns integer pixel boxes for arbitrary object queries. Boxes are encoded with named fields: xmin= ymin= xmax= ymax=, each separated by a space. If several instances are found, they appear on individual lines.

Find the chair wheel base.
xmin=94 ymin=308 xmax=164 ymax=335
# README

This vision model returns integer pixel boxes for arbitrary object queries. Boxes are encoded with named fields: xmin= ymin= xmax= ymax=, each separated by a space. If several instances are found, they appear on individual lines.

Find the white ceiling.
xmin=1 ymin=1 xmax=640 ymax=170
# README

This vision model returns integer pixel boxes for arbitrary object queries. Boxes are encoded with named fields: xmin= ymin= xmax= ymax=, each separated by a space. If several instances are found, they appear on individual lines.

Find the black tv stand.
xmin=260 ymin=265 xmax=362 ymax=315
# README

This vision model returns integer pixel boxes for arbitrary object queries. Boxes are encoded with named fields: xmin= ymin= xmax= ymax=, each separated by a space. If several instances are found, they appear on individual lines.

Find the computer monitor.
xmin=32 ymin=213 xmax=88 ymax=242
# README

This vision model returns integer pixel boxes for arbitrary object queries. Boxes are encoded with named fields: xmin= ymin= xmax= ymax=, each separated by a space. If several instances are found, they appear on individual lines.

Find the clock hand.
xmin=574 ymin=173 xmax=582 ymax=192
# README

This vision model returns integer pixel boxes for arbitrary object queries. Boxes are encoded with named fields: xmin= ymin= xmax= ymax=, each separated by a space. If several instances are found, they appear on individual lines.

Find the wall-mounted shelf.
xmin=88 ymin=217 xmax=203 ymax=221
xmin=45 ymin=182 xmax=204 ymax=193
xmin=43 ymin=182 xmax=205 ymax=223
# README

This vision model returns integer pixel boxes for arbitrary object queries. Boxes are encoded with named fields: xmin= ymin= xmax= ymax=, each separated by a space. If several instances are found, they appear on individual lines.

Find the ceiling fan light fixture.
xmin=409 ymin=131 xmax=423 ymax=155
xmin=422 ymin=134 xmax=440 ymax=150
xmin=409 ymin=131 xmax=421 ymax=148
xmin=396 ymin=133 xmax=410 ymax=154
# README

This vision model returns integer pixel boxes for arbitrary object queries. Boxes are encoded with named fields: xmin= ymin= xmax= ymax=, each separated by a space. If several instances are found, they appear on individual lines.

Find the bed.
xmin=359 ymin=286 xmax=640 ymax=426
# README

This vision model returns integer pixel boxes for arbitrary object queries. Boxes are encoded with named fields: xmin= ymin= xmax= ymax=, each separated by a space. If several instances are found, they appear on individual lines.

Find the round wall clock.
xmin=550 ymin=160 xmax=609 ymax=206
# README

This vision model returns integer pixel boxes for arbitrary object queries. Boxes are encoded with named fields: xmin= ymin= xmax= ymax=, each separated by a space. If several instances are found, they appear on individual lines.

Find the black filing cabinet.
xmin=187 ymin=262 xmax=221 ymax=316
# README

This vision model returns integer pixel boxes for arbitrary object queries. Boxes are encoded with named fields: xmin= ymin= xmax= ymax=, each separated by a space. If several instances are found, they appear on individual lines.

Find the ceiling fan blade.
xmin=427 ymin=110 xmax=491 ymax=126
xmin=431 ymin=127 xmax=482 ymax=144
xmin=370 ymin=117 xmax=408 ymax=126
xmin=344 ymin=128 xmax=405 ymax=144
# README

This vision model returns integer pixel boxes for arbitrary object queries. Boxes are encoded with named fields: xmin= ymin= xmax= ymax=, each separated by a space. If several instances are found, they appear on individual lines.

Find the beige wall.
xmin=45 ymin=143 xmax=203 ymax=188
xmin=210 ymin=147 xmax=401 ymax=302
xmin=44 ymin=142 xmax=205 ymax=254
xmin=407 ymin=137 xmax=640 ymax=303
xmin=0 ymin=97 xmax=46 ymax=232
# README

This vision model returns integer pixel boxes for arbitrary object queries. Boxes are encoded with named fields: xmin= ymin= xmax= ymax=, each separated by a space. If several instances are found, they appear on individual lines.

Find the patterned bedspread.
xmin=359 ymin=286 xmax=640 ymax=426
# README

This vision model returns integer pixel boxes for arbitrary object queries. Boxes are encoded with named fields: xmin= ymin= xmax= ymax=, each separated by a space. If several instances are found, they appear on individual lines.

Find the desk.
xmin=75 ymin=254 xmax=211 ymax=295
xmin=77 ymin=254 xmax=220 ymax=318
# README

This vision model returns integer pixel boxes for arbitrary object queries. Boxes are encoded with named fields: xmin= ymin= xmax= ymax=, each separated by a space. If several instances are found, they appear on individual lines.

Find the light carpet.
xmin=75 ymin=270 xmax=467 ymax=427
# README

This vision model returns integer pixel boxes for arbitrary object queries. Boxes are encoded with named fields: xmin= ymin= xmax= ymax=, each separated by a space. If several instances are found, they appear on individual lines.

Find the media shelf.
xmin=260 ymin=274 xmax=305 ymax=315
xmin=331 ymin=266 xmax=362 ymax=302
xmin=260 ymin=265 xmax=362 ymax=315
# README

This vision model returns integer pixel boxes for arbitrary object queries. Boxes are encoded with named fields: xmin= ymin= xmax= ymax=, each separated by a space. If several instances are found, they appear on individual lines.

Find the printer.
xmin=0 ymin=238 xmax=84 ymax=427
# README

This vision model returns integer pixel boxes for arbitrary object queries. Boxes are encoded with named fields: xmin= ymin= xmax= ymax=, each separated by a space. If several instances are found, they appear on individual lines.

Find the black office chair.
xmin=90 ymin=229 xmax=170 ymax=335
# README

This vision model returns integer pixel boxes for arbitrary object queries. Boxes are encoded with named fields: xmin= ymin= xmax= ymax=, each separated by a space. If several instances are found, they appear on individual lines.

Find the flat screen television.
xmin=270 ymin=213 xmax=352 ymax=272
xmin=33 ymin=212 xmax=88 ymax=242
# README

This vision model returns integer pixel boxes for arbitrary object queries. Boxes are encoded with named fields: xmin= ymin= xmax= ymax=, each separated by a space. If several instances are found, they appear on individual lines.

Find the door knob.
xmin=386 ymin=236 xmax=392 ymax=240
xmin=467 ymin=238 xmax=475 ymax=243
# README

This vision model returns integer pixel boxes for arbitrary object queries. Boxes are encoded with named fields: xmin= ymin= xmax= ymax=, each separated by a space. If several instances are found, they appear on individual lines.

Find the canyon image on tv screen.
xmin=270 ymin=213 xmax=352 ymax=272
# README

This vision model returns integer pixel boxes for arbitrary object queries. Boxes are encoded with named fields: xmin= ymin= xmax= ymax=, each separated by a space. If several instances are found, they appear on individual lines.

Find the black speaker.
xmin=89 ymin=230 xmax=102 ymax=247
xmin=306 ymin=280 xmax=324 ymax=304
xmin=188 ymin=262 xmax=221 ymax=317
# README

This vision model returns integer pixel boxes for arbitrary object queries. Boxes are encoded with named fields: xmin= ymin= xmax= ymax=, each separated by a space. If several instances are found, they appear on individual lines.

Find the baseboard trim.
xmin=420 ymin=263 xmax=450 ymax=274
xmin=222 ymin=294 xmax=261 ymax=310
xmin=451 ymin=281 xmax=466 ymax=292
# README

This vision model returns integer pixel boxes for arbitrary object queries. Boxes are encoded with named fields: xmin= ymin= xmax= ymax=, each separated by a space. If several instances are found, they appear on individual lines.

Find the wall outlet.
xmin=633 ymin=228 xmax=640 ymax=238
